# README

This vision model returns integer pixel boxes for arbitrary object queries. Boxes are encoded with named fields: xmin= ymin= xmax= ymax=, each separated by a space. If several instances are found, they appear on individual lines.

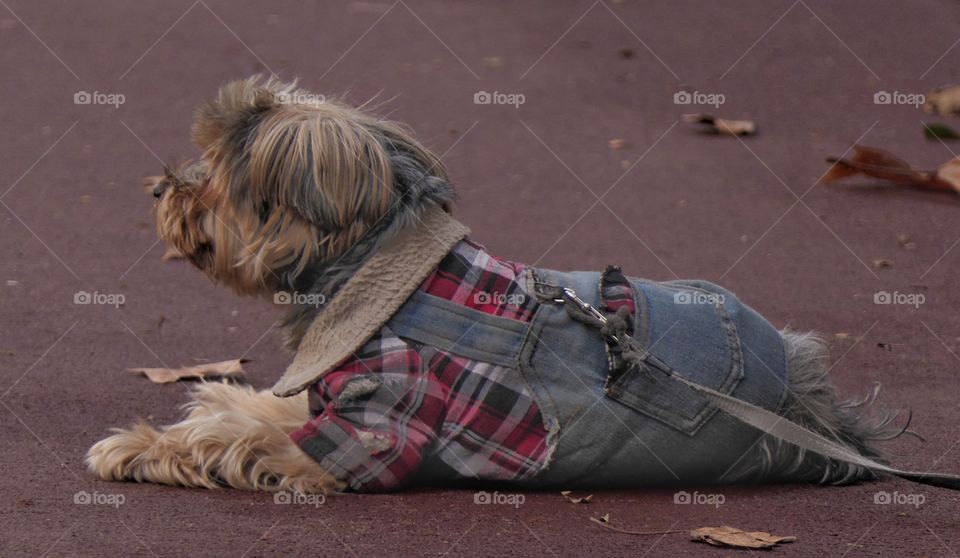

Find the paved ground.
xmin=2 ymin=1 xmax=960 ymax=556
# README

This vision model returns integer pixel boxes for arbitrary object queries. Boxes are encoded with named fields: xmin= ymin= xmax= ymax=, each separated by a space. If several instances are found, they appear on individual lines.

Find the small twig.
xmin=589 ymin=517 xmax=688 ymax=536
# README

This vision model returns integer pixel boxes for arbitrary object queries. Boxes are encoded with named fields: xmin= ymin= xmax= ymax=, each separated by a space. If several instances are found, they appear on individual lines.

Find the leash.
xmin=534 ymin=282 xmax=960 ymax=491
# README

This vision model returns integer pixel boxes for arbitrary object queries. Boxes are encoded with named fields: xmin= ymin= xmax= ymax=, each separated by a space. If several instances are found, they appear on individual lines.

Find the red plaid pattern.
xmin=290 ymin=240 xmax=550 ymax=491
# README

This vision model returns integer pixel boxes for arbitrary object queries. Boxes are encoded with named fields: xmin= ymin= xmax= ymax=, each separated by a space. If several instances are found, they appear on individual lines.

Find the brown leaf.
xmin=898 ymin=234 xmax=916 ymax=250
xmin=824 ymin=145 xmax=959 ymax=194
xmin=924 ymin=85 xmax=960 ymax=116
xmin=130 ymin=359 xmax=248 ymax=384
xmin=690 ymin=526 xmax=797 ymax=549
xmin=934 ymin=157 xmax=960 ymax=192
xmin=683 ymin=114 xmax=756 ymax=136
xmin=561 ymin=490 xmax=593 ymax=504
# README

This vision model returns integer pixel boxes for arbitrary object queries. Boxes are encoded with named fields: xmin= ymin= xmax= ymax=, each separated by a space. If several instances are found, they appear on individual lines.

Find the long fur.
xmin=86 ymin=382 xmax=343 ymax=494
xmin=726 ymin=330 xmax=909 ymax=485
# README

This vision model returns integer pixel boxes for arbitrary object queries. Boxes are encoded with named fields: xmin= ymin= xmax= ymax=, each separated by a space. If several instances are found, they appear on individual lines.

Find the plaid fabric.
xmin=290 ymin=240 xmax=550 ymax=491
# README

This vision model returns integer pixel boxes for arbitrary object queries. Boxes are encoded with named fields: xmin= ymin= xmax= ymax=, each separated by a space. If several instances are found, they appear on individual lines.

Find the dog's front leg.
xmin=86 ymin=382 xmax=344 ymax=494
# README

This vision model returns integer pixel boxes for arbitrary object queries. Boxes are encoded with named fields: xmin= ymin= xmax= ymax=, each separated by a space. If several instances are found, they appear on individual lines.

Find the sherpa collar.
xmin=272 ymin=205 xmax=470 ymax=397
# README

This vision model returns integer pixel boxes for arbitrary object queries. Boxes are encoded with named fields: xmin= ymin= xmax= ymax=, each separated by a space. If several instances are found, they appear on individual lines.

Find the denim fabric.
xmin=388 ymin=268 xmax=789 ymax=487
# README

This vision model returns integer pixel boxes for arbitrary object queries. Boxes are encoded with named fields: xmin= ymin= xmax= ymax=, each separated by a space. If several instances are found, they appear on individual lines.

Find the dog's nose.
xmin=153 ymin=181 xmax=168 ymax=198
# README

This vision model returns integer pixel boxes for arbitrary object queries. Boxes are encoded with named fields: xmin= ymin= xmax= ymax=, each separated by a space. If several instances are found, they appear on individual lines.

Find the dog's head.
xmin=152 ymin=76 xmax=454 ymax=297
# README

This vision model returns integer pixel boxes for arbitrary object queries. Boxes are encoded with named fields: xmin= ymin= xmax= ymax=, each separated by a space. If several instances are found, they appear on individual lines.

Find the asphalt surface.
xmin=2 ymin=1 xmax=960 ymax=556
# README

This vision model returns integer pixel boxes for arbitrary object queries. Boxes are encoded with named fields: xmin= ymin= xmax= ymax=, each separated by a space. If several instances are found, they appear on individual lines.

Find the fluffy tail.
xmin=731 ymin=331 xmax=914 ymax=485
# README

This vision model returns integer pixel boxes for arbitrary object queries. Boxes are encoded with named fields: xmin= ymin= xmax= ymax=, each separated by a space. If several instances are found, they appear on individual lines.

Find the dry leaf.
xmin=131 ymin=359 xmax=248 ymax=384
xmin=924 ymin=85 xmax=960 ymax=116
xmin=935 ymin=157 xmax=960 ymax=191
xmin=824 ymin=145 xmax=959 ymax=194
xmin=561 ymin=490 xmax=593 ymax=504
xmin=898 ymin=234 xmax=916 ymax=250
xmin=683 ymin=114 xmax=756 ymax=136
xmin=690 ymin=526 xmax=797 ymax=549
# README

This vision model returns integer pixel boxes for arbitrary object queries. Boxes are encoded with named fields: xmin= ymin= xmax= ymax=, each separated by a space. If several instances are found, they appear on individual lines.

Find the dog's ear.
xmin=191 ymin=75 xmax=282 ymax=155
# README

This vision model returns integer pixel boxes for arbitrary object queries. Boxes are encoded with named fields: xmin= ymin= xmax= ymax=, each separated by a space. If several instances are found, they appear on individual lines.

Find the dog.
xmin=87 ymin=76 xmax=909 ymax=494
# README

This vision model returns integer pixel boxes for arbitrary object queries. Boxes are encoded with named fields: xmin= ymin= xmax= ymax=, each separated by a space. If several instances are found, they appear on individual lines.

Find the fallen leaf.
xmin=824 ymin=145 xmax=959 ymax=194
xmin=683 ymin=113 xmax=756 ymax=136
xmin=935 ymin=157 xmax=960 ymax=191
xmin=561 ymin=490 xmax=593 ymax=504
xmin=924 ymin=85 xmax=960 ymax=116
xmin=923 ymin=122 xmax=960 ymax=140
xmin=162 ymin=246 xmax=185 ymax=261
xmin=608 ymin=138 xmax=626 ymax=150
xmin=898 ymin=234 xmax=916 ymax=250
xmin=690 ymin=526 xmax=797 ymax=549
xmin=130 ymin=359 xmax=248 ymax=384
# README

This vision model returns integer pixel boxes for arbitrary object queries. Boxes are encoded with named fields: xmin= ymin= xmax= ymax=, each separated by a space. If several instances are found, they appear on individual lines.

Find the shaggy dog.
xmin=87 ymin=77 xmax=911 ymax=494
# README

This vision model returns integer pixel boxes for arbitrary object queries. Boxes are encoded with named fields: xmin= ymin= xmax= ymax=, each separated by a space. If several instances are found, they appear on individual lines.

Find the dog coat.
xmin=278 ymin=207 xmax=788 ymax=491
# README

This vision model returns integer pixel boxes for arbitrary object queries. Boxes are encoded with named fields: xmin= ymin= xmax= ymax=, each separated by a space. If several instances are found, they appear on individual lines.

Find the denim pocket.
xmin=604 ymin=279 xmax=745 ymax=436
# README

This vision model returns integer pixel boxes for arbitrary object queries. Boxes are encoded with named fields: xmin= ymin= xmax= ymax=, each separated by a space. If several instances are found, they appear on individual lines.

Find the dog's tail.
xmin=729 ymin=330 xmax=913 ymax=485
